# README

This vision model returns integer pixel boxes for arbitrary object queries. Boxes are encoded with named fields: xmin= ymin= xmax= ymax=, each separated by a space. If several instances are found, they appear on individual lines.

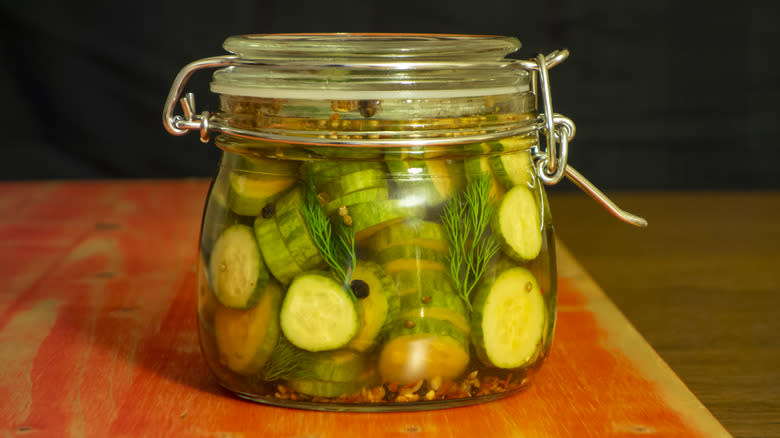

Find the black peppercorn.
xmin=261 ymin=203 xmax=276 ymax=218
xmin=351 ymin=279 xmax=369 ymax=299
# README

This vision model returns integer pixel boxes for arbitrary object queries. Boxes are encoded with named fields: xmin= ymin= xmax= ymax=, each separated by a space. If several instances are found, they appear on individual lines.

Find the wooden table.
xmin=2 ymin=180 xmax=767 ymax=437
xmin=548 ymin=190 xmax=780 ymax=438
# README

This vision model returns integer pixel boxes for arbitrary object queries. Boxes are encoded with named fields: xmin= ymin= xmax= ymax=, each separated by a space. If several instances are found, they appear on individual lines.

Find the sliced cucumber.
xmin=288 ymin=367 xmax=378 ymax=398
xmin=378 ymin=317 xmax=469 ymax=384
xmin=470 ymin=267 xmax=545 ymax=369
xmin=315 ymin=168 xmax=388 ymax=199
xmin=293 ymin=349 xmax=369 ymax=382
xmin=274 ymin=188 xmax=327 ymax=271
xmin=392 ymin=269 xmax=469 ymax=333
xmin=489 ymin=149 xmax=535 ymax=189
xmin=391 ymin=269 xmax=455 ymax=295
xmin=227 ymin=172 xmax=296 ymax=217
xmin=372 ymin=245 xmax=449 ymax=267
xmin=385 ymin=158 xmax=459 ymax=206
xmin=253 ymin=215 xmax=303 ymax=285
xmin=381 ymin=258 xmax=448 ymax=275
xmin=280 ymin=272 xmax=359 ymax=352
xmin=345 ymin=199 xmax=426 ymax=241
xmin=399 ymin=288 xmax=469 ymax=334
xmin=399 ymin=307 xmax=470 ymax=335
xmin=214 ymin=280 xmax=282 ymax=375
xmin=346 ymin=262 xmax=400 ymax=352
xmin=368 ymin=219 xmax=448 ymax=254
xmin=303 ymin=161 xmax=385 ymax=183
xmin=464 ymin=156 xmax=506 ymax=200
xmin=323 ymin=187 xmax=390 ymax=216
xmin=208 ymin=225 xmax=270 ymax=309
xmin=492 ymin=185 xmax=542 ymax=262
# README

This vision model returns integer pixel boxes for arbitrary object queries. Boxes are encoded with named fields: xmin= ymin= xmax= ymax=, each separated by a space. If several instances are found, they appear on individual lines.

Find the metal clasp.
xmin=522 ymin=50 xmax=647 ymax=227
xmin=162 ymin=55 xmax=238 ymax=142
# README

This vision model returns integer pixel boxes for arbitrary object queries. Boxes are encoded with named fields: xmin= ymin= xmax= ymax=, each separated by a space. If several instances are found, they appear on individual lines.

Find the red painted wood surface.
xmin=0 ymin=180 xmax=729 ymax=437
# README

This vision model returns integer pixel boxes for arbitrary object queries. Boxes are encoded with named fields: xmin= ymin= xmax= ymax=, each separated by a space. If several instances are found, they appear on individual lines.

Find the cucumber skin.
xmin=391 ymin=269 xmax=456 ymax=295
xmin=489 ymin=152 xmax=534 ymax=190
xmin=470 ymin=267 xmax=546 ymax=369
xmin=208 ymin=225 xmax=270 ymax=309
xmin=347 ymin=262 xmax=400 ymax=352
xmin=369 ymin=220 xmax=447 ymax=253
xmin=346 ymin=200 xmax=426 ymax=240
xmin=399 ymin=287 xmax=467 ymax=321
xmin=315 ymin=168 xmax=388 ymax=200
xmin=288 ymin=349 xmax=369 ymax=382
xmin=274 ymin=205 xmax=326 ymax=271
xmin=253 ymin=215 xmax=303 ymax=285
xmin=464 ymin=156 xmax=506 ymax=200
xmin=287 ymin=367 xmax=379 ymax=398
xmin=303 ymin=161 xmax=386 ymax=185
xmin=287 ymin=378 xmax=364 ymax=398
xmin=324 ymin=187 xmax=390 ymax=216
xmin=372 ymin=246 xmax=449 ymax=267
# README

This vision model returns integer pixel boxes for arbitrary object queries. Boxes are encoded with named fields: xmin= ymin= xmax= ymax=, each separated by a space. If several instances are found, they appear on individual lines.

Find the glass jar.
xmin=164 ymin=34 xmax=644 ymax=412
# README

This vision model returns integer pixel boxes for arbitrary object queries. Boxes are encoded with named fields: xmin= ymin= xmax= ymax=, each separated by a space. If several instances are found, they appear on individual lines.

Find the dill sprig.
xmin=441 ymin=173 xmax=501 ymax=310
xmin=299 ymin=178 xmax=357 ymax=296
xmin=261 ymin=337 xmax=318 ymax=381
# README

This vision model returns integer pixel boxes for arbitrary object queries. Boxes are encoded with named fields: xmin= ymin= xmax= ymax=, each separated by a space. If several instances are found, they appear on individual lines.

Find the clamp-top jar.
xmin=164 ymin=33 xmax=645 ymax=412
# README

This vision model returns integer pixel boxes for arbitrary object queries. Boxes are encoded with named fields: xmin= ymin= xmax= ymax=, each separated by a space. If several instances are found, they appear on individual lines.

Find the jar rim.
xmin=222 ymin=33 xmax=522 ymax=62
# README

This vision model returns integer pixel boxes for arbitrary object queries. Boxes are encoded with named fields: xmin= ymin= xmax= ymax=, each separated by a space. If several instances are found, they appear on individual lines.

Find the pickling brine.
xmin=195 ymin=129 xmax=556 ymax=410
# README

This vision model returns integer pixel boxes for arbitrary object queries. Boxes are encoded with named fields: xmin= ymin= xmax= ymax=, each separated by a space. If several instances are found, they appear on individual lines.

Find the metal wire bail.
xmin=529 ymin=52 xmax=576 ymax=186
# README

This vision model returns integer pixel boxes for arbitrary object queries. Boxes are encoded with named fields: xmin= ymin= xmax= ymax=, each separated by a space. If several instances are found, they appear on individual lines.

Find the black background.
xmin=2 ymin=0 xmax=778 ymax=190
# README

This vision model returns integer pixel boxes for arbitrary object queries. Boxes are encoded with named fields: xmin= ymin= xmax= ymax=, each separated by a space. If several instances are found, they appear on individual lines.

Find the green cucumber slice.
xmin=287 ymin=367 xmax=379 ymax=398
xmin=378 ymin=318 xmax=469 ymax=384
xmin=470 ymin=267 xmax=545 ymax=369
xmin=294 ymin=349 xmax=369 ymax=382
xmin=385 ymin=159 xmax=459 ymax=205
xmin=253 ymin=215 xmax=304 ymax=285
xmin=373 ymin=245 xmax=449 ymax=267
xmin=346 ymin=262 xmax=400 ymax=352
xmin=489 ymin=149 xmax=535 ymax=189
xmin=303 ymin=160 xmax=385 ymax=181
xmin=399 ymin=289 xmax=468 ymax=333
xmin=227 ymin=172 xmax=295 ymax=216
xmin=464 ymin=156 xmax=506 ymax=200
xmin=214 ymin=280 xmax=282 ymax=375
xmin=492 ymin=185 xmax=542 ymax=262
xmin=280 ymin=272 xmax=359 ymax=352
xmin=369 ymin=219 xmax=448 ymax=254
xmin=391 ymin=270 xmax=455 ymax=295
xmin=345 ymin=199 xmax=426 ymax=241
xmin=323 ymin=187 xmax=389 ymax=216
xmin=381 ymin=258 xmax=448 ymax=275
xmin=315 ymin=168 xmax=388 ymax=199
xmin=208 ymin=225 xmax=270 ymax=309
xmin=274 ymin=190 xmax=327 ymax=271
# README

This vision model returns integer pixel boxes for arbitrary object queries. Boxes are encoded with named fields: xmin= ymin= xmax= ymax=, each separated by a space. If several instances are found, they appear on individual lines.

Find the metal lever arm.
xmin=564 ymin=166 xmax=648 ymax=227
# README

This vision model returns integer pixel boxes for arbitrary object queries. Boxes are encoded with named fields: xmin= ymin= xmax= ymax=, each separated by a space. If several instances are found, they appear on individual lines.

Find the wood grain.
xmin=0 ymin=181 xmax=731 ymax=437
xmin=549 ymin=190 xmax=780 ymax=438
